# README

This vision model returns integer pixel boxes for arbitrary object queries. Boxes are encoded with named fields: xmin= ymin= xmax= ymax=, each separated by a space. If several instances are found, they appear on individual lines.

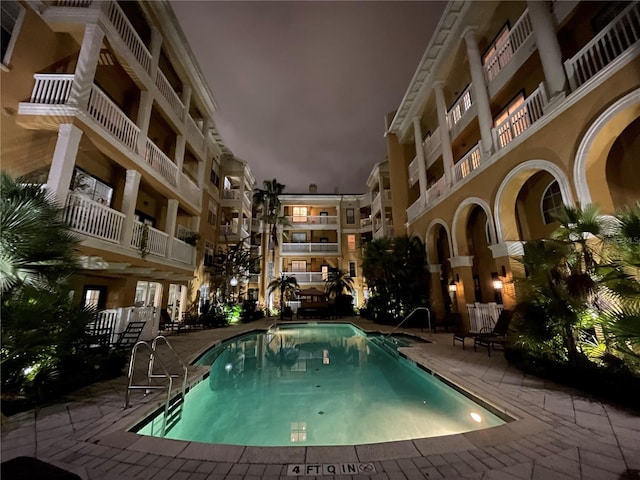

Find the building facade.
xmin=384 ymin=1 xmax=639 ymax=328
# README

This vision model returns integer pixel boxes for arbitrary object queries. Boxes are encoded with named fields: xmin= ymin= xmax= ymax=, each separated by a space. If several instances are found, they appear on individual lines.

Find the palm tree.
xmin=325 ymin=268 xmax=354 ymax=299
xmin=253 ymin=178 xmax=286 ymax=258
xmin=267 ymin=274 xmax=299 ymax=319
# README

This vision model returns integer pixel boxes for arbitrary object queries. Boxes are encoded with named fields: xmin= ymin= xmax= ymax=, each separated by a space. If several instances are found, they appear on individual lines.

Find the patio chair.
xmin=473 ymin=309 xmax=513 ymax=356
xmin=450 ymin=313 xmax=475 ymax=349
xmin=112 ymin=321 xmax=146 ymax=352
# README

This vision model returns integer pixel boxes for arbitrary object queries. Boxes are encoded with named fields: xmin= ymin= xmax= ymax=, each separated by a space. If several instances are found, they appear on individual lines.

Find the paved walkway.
xmin=2 ymin=317 xmax=639 ymax=479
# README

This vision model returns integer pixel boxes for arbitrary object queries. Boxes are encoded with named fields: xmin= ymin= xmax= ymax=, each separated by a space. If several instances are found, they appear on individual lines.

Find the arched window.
xmin=541 ymin=180 xmax=563 ymax=224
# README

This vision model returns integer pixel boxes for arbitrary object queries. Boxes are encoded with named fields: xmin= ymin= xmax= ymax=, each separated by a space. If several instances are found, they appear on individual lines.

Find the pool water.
xmin=136 ymin=323 xmax=506 ymax=446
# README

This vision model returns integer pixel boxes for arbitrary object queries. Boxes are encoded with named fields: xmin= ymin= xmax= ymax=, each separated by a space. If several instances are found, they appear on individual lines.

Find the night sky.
xmin=171 ymin=1 xmax=446 ymax=194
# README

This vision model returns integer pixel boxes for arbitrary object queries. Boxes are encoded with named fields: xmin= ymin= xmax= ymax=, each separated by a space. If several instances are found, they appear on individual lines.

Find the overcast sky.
xmin=171 ymin=1 xmax=446 ymax=194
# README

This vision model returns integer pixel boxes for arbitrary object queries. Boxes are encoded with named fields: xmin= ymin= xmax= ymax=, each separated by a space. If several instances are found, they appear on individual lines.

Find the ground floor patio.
xmin=2 ymin=317 xmax=639 ymax=479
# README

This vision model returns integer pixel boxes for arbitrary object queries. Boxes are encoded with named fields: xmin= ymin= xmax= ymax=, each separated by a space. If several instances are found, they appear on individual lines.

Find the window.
xmin=71 ymin=168 xmax=113 ymax=206
xmin=292 ymin=206 xmax=308 ymax=222
xmin=347 ymin=234 xmax=356 ymax=250
xmin=321 ymin=265 xmax=329 ymax=281
xmin=210 ymin=169 xmax=220 ymax=187
xmin=483 ymin=25 xmax=513 ymax=82
xmin=291 ymin=260 xmax=306 ymax=272
xmin=494 ymin=93 xmax=526 ymax=148
xmin=1 ymin=1 xmax=25 ymax=67
xmin=542 ymin=180 xmax=563 ymax=224
xmin=82 ymin=286 xmax=106 ymax=310
xmin=346 ymin=208 xmax=355 ymax=224
xmin=135 ymin=210 xmax=155 ymax=227
xmin=349 ymin=261 xmax=356 ymax=278
xmin=291 ymin=232 xmax=307 ymax=243
xmin=204 ymin=241 xmax=215 ymax=266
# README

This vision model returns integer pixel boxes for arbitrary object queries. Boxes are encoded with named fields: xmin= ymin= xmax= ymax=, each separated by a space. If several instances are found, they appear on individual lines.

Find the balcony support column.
xmin=412 ymin=117 xmax=429 ymax=205
xmin=174 ymin=135 xmax=186 ymax=189
xmin=120 ymin=170 xmax=141 ymax=248
xmin=149 ymin=26 xmax=162 ymax=80
xmin=181 ymin=85 xmax=192 ymax=123
xmin=448 ymin=255 xmax=475 ymax=330
xmin=166 ymin=199 xmax=178 ymax=259
xmin=68 ymin=24 xmax=105 ymax=110
xmin=463 ymin=27 xmax=494 ymax=157
xmin=136 ymin=91 xmax=153 ymax=155
xmin=433 ymin=82 xmax=455 ymax=187
xmin=527 ymin=0 xmax=567 ymax=102
xmin=46 ymin=124 xmax=83 ymax=205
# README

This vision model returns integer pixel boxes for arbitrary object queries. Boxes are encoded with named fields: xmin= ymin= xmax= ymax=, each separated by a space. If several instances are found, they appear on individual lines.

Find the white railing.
xmin=467 ymin=302 xmax=504 ymax=334
xmin=408 ymin=156 xmax=419 ymax=185
xmin=452 ymin=143 xmax=482 ymax=184
xmin=88 ymin=86 xmax=140 ymax=151
xmin=180 ymin=174 xmax=201 ymax=207
xmin=130 ymin=305 xmax=155 ymax=323
xmin=143 ymin=139 xmax=178 ymax=186
xmin=426 ymin=176 xmax=447 ymax=204
xmin=423 ymin=126 xmax=442 ymax=164
xmin=288 ymin=272 xmax=326 ymax=283
xmin=131 ymin=221 xmax=168 ymax=256
xmin=223 ymin=189 xmax=241 ymax=200
xmin=86 ymin=309 xmax=119 ymax=346
xmin=286 ymin=215 xmax=338 ymax=226
xmin=106 ymin=1 xmax=152 ymax=75
xmin=360 ymin=217 xmax=372 ymax=228
xmin=219 ymin=224 xmax=237 ymax=237
xmin=494 ymin=83 xmax=547 ymax=149
xmin=484 ymin=9 xmax=533 ymax=83
xmin=564 ymin=3 xmax=640 ymax=90
xmin=243 ymin=191 xmax=252 ymax=209
xmin=447 ymin=84 xmax=473 ymax=129
xmin=55 ymin=0 xmax=92 ymax=6
xmin=280 ymin=243 xmax=340 ymax=254
xmin=29 ymin=74 xmax=74 ymax=104
xmin=186 ymin=115 xmax=204 ymax=148
xmin=407 ymin=197 xmax=424 ymax=223
xmin=155 ymin=69 xmax=184 ymax=119
xmin=171 ymin=238 xmax=194 ymax=264
xmin=64 ymin=192 xmax=125 ymax=243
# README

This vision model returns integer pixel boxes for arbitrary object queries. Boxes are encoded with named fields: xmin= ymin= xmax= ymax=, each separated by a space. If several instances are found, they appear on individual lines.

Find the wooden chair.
xmin=473 ymin=309 xmax=513 ymax=356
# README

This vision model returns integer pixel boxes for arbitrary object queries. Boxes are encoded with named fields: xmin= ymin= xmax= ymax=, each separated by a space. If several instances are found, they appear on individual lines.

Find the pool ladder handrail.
xmin=384 ymin=307 xmax=431 ymax=339
xmin=125 ymin=336 xmax=188 ymax=436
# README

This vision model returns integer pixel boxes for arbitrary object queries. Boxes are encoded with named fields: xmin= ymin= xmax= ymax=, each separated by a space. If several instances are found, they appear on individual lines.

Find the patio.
xmin=2 ymin=317 xmax=639 ymax=479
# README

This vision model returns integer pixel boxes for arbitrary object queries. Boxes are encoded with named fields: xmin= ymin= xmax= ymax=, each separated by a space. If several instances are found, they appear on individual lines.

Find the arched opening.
xmin=466 ymin=206 xmax=500 ymax=303
xmin=515 ymin=170 xmax=562 ymax=241
xmin=436 ymin=225 xmax=453 ymax=315
xmin=606 ymin=116 xmax=640 ymax=210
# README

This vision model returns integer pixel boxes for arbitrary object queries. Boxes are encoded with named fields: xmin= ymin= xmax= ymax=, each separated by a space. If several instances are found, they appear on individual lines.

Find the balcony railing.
xmin=180 ymin=174 xmax=201 ymax=207
xmin=452 ymin=142 xmax=482 ymax=184
xmin=131 ymin=221 xmax=169 ymax=256
xmin=287 ymin=272 xmax=326 ymax=283
xmin=105 ymin=1 xmax=152 ymax=75
xmin=360 ymin=217 xmax=372 ymax=228
xmin=243 ymin=191 xmax=252 ymax=210
xmin=186 ymin=115 xmax=204 ymax=149
xmin=223 ymin=189 xmax=241 ymax=200
xmin=285 ymin=215 xmax=338 ymax=226
xmin=564 ymin=2 xmax=640 ymax=90
xmin=29 ymin=74 xmax=73 ymax=104
xmin=426 ymin=176 xmax=447 ymax=204
xmin=155 ymin=69 xmax=184 ymax=119
xmin=447 ymin=84 xmax=473 ymax=129
xmin=219 ymin=224 xmax=237 ymax=237
xmin=407 ymin=197 xmax=424 ymax=224
xmin=484 ymin=9 xmax=533 ymax=83
xmin=408 ymin=156 xmax=419 ymax=186
xmin=88 ymin=86 xmax=140 ymax=151
xmin=467 ymin=302 xmax=504 ymax=334
xmin=423 ymin=127 xmax=442 ymax=165
xmin=280 ymin=243 xmax=340 ymax=254
xmin=144 ymin=139 xmax=178 ymax=186
xmin=493 ymin=83 xmax=547 ymax=149
xmin=55 ymin=1 xmax=92 ymax=6
xmin=171 ymin=238 xmax=194 ymax=264
xmin=64 ymin=193 xmax=125 ymax=243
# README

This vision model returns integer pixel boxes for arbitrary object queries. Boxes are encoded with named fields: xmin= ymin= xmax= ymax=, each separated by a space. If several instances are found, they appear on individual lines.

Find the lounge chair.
xmin=473 ymin=309 xmax=513 ymax=356
xmin=112 ymin=321 xmax=146 ymax=352
xmin=449 ymin=313 xmax=477 ymax=349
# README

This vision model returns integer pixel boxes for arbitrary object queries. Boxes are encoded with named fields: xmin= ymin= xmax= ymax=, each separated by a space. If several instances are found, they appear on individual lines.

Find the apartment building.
xmin=384 ymin=1 xmax=639 ymax=329
xmin=1 ymin=0 xmax=235 ymax=336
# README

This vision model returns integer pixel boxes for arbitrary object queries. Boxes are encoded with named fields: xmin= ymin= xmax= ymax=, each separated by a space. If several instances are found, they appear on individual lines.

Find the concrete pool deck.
xmin=2 ymin=317 xmax=639 ymax=479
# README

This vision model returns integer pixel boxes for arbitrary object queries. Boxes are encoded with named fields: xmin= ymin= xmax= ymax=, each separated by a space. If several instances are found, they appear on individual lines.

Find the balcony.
xmin=564 ymin=3 xmax=640 ymax=90
xmin=446 ymin=84 xmax=474 ymax=132
xmin=423 ymin=127 xmax=442 ymax=168
xmin=407 ymin=197 xmax=424 ymax=224
xmin=155 ymin=68 xmax=184 ymax=119
xmin=452 ymin=142 xmax=482 ymax=184
xmin=360 ymin=217 xmax=373 ymax=230
xmin=285 ymin=215 xmax=339 ymax=227
xmin=64 ymin=193 xmax=194 ymax=265
xmin=287 ymin=272 xmax=326 ymax=284
xmin=493 ymin=83 xmax=548 ymax=150
xmin=408 ymin=156 xmax=419 ymax=186
xmin=426 ymin=176 xmax=447 ymax=204
xmin=280 ymin=243 xmax=340 ymax=254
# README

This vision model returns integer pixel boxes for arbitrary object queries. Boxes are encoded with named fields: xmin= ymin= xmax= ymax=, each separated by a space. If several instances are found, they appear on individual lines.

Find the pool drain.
xmin=316 ymin=385 xmax=321 ymax=388
xmin=318 ymin=411 xmax=325 ymax=415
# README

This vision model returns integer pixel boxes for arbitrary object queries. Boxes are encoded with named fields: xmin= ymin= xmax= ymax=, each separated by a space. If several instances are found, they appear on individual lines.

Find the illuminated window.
xmin=542 ymin=180 xmax=563 ymax=224
xmin=291 ymin=260 xmax=306 ymax=272
xmin=494 ymin=94 xmax=526 ymax=148
xmin=321 ymin=265 xmax=329 ymax=281
xmin=483 ymin=25 xmax=513 ymax=82
xmin=292 ymin=207 xmax=308 ymax=222
xmin=1 ymin=1 xmax=24 ymax=67
xmin=347 ymin=234 xmax=356 ymax=250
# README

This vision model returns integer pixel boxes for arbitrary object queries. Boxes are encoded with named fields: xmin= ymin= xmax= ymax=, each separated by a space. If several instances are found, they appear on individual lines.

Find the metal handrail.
xmin=150 ymin=335 xmax=188 ymax=401
xmin=385 ymin=307 xmax=431 ymax=337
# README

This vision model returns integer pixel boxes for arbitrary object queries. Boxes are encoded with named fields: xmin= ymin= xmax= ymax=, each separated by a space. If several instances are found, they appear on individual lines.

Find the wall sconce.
xmin=492 ymin=278 xmax=503 ymax=290
xmin=448 ymin=280 xmax=457 ymax=293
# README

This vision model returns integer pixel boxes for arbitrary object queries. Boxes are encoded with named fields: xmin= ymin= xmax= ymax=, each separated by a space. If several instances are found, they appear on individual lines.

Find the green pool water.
xmin=136 ymin=323 xmax=506 ymax=446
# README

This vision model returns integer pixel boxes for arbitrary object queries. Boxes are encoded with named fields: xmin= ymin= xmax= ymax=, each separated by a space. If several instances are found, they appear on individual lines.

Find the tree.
xmin=267 ymin=274 xmax=299 ymax=319
xmin=205 ymin=238 xmax=261 ymax=303
xmin=253 ymin=178 xmax=287 ymax=261
xmin=325 ymin=268 xmax=354 ymax=299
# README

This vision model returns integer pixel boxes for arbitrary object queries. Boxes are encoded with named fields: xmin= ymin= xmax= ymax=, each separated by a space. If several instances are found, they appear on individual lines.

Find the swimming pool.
xmin=135 ymin=323 xmax=506 ymax=446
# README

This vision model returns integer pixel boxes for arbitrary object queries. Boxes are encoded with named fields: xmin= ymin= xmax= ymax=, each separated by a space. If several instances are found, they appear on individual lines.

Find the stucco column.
xmin=149 ymin=26 xmax=162 ymax=79
xmin=136 ymin=91 xmax=153 ymax=155
xmin=174 ymin=135 xmax=186 ymax=188
xmin=166 ymin=199 xmax=179 ymax=259
xmin=527 ymin=0 xmax=567 ymax=101
xmin=463 ymin=27 xmax=494 ymax=157
xmin=120 ymin=170 xmax=142 ymax=248
xmin=488 ymin=241 xmax=525 ymax=311
xmin=68 ymin=24 xmax=105 ymax=110
xmin=46 ymin=124 xmax=83 ymax=205
xmin=449 ymin=255 xmax=475 ymax=330
xmin=412 ymin=117 xmax=429 ymax=203
xmin=433 ymin=82 xmax=455 ymax=187
xmin=427 ymin=264 xmax=446 ymax=324
xmin=181 ymin=85 xmax=192 ymax=123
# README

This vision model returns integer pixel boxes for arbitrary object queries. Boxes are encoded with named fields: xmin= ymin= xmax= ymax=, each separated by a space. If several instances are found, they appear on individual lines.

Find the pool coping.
xmin=83 ymin=322 xmax=549 ymax=465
